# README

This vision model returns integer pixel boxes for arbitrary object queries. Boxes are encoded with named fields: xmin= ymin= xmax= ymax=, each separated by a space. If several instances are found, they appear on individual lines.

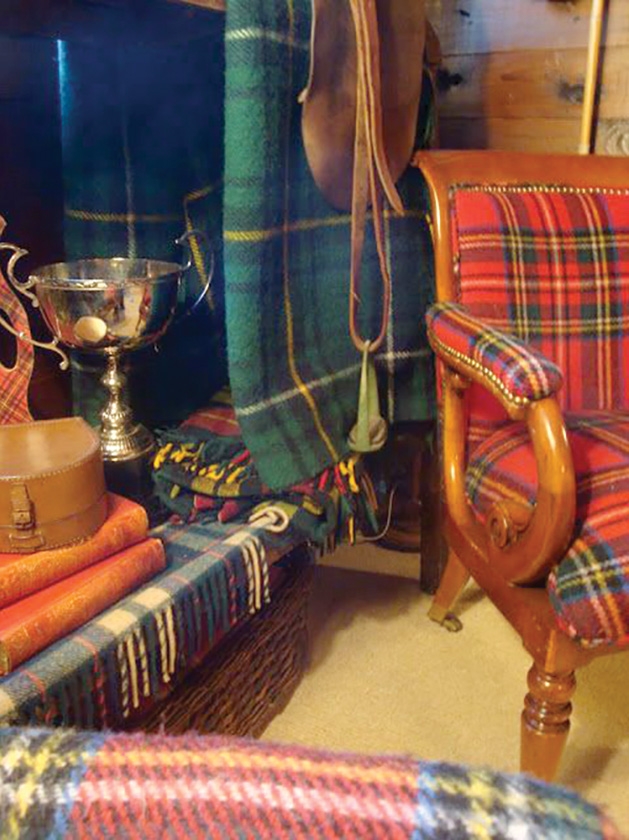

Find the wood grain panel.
xmin=439 ymin=117 xmax=581 ymax=154
xmin=596 ymin=119 xmax=629 ymax=155
xmin=426 ymin=0 xmax=629 ymax=57
xmin=437 ymin=45 xmax=629 ymax=121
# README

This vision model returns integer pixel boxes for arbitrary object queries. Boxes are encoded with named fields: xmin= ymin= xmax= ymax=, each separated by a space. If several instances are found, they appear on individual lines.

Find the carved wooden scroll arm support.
xmin=438 ymin=358 xmax=576 ymax=586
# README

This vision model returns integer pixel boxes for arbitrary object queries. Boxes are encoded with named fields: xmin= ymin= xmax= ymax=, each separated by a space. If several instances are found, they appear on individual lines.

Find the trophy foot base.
xmin=100 ymin=424 xmax=160 ymax=510
xmin=99 ymin=423 xmax=155 ymax=464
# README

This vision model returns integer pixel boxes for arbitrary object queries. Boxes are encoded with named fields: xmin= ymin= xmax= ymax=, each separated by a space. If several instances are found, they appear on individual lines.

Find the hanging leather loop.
xmin=348 ymin=341 xmax=388 ymax=452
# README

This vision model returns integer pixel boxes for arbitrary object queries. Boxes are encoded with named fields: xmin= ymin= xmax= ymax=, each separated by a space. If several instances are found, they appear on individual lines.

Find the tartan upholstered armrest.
xmin=426 ymin=302 xmax=563 ymax=406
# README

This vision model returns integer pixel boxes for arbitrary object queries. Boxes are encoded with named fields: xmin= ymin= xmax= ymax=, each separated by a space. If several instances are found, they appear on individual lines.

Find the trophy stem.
xmin=99 ymin=350 xmax=154 ymax=462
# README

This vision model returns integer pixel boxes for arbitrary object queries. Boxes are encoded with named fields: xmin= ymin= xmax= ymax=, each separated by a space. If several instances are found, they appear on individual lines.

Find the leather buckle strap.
xmin=9 ymin=483 xmax=45 ymax=550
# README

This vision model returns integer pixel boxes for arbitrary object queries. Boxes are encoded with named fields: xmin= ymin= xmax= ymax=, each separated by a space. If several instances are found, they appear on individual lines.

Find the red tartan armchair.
xmin=414 ymin=150 xmax=629 ymax=782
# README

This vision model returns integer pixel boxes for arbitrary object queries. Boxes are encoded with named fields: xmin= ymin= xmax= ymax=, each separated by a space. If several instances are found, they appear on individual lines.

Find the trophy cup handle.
xmin=0 ymin=237 xmax=69 ymax=371
xmin=175 ymin=228 xmax=215 ymax=316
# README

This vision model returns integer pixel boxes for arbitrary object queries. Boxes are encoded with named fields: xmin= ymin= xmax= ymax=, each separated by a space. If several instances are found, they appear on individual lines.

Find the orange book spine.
xmin=0 ymin=537 xmax=166 ymax=675
xmin=0 ymin=493 xmax=149 ymax=608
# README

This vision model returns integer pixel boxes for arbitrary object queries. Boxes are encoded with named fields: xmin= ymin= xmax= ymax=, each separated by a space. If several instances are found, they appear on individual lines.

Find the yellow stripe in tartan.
xmin=470 ymin=473 xmax=532 ymax=510
xmin=459 ymin=232 xmax=629 ymax=249
xmin=3 ymin=732 xmax=81 ymax=839
xmin=462 ymin=316 xmax=629 ymax=336
xmin=0 ymin=687 xmax=15 ymax=721
xmin=211 ymin=386 xmax=232 ymax=405
xmin=96 ymin=746 xmax=417 ymax=787
xmin=579 ymin=465 xmax=629 ymax=494
xmin=426 ymin=772 xmax=590 ymax=826
xmin=279 ymin=0 xmax=338 ymax=464
xmin=574 ymin=420 xmax=629 ymax=455
xmin=580 ymin=192 xmax=613 ymax=409
xmin=96 ymin=609 xmax=138 ymax=636
xmin=225 ymin=209 xmax=424 ymax=243
xmin=565 ymin=538 xmax=624 ymax=640
xmin=65 ymin=209 xmax=181 ymax=223
xmin=182 ymin=181 xmax=220 ymax=306
xmin=466 ymin=774 xmax=494 ymax=840
xmin=494 ymin=193 xmax=530 ymax=342
xmin=184 ymin=183 xmax=220 ymax=206
xmin=133 ymin=587 xmax=171 ymax=611
xmin=191 ymin=475 xmax=241 ymax=497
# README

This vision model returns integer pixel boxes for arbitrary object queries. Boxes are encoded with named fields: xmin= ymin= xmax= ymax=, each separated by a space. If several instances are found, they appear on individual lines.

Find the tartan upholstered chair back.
xmin=455 ymin=186 xmax=629 ymax=418
xmin=437 ymin=167 xmax=629 ymax=449
xmin=413 ymin=150 xmax=629 ymax=786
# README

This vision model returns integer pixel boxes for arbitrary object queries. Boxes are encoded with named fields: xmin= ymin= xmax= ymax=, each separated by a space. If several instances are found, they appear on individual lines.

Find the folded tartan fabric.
xmin=0 ymin=727 xmax=622 ymax=840
xmin=427 ymin=301 xmax=564 ymax=402
xmin=153 ymin=391 xmax=380 ymax=549
xmin=0 ymin=517 xmax=308 ymax=730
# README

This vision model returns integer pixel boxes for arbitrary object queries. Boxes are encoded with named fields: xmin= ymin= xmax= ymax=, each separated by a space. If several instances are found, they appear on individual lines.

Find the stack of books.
xmin=0 ymin=494 xmax=166 ymax=675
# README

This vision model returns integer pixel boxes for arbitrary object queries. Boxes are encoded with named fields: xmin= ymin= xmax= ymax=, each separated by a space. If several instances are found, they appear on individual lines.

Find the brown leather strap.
xmin=302 ymin=0 xmax=427 ymax=354
xmin=348 ymin=0 xmax=393 ymax=353
xmin=356 ymin=0 xmax=403 ymax=214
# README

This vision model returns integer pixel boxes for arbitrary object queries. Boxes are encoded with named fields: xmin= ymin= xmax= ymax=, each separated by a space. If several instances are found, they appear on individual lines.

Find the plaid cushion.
xmin=0 ymin=727 xmax=621 ymax=839
xmin=427 ymin=301 xmax=563 ymax=403
xmin=466 ymin=411 xmax=629 ymax=647
xmin=451 ymin=186 xmax=629 ymax=446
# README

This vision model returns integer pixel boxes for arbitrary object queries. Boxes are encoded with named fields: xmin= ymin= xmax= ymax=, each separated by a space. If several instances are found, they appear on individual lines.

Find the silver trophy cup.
xmin=6 ymin=231 xmax=212 ymax=464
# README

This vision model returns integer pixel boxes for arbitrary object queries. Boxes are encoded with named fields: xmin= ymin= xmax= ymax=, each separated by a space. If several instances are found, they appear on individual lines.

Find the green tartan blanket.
xmin=58 ymin=1 xmax=436 ymax=489
xmin=223 ymin=0 xmax=435 ymax=489
xmin=152 ymin=389 xmax=380 ymax=549
xmin=58 ymin=29 xmax=228 ymax=428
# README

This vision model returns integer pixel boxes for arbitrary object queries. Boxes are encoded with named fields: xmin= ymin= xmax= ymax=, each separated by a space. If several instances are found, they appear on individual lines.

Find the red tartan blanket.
xmin=0 ymin=727 xmax=622 ymax=839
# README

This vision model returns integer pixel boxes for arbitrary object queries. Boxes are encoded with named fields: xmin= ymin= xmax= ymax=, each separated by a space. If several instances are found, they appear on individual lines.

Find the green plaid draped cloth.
xmin=223 ymin=0 xmax=435 ymax=489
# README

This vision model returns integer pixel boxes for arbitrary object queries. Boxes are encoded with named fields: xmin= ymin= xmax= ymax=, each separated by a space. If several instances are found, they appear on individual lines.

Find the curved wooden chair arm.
xmin=440 ymin=364 xmax=576 ymax=585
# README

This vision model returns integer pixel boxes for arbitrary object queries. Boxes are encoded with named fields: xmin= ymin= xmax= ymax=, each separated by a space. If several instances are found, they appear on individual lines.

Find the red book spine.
xmin=0 ymin=537 xmax=166 ymax=675
xmin=0 ymin=494 xmax=149 ymax=608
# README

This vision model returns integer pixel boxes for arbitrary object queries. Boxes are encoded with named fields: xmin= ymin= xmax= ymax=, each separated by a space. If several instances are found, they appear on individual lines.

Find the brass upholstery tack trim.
xmin=450 ymin=184 xmax=629 ymax=197
xmin=428 ymin=328 xmax=536 ymax=407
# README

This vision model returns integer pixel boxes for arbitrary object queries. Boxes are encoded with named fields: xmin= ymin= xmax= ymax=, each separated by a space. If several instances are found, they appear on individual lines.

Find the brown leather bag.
xmin=0 ymin=417 xmax=107 ymax=553
xmin=300 ymin=0 xmax=426 ymax=213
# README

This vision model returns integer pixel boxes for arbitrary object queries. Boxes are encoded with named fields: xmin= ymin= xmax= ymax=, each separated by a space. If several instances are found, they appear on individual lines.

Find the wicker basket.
xmin=127 ymin=549 xmax=313 ymax=738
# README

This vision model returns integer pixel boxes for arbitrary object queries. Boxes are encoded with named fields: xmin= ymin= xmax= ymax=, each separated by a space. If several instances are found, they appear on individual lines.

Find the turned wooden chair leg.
xmin=521 ymin=661 xmax=576 ymax=782
xmin=427 ymin=548 xmax=470 ymax=632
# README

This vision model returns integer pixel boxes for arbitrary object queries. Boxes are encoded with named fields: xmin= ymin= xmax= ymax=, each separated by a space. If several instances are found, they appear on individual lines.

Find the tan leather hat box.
xmin=0 ymin=417 xmax=107 ymax=553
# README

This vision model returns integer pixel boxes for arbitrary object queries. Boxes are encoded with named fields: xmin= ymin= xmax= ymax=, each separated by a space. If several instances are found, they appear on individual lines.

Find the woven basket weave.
xmin=127 ymin=548 xmax=313 ymax=738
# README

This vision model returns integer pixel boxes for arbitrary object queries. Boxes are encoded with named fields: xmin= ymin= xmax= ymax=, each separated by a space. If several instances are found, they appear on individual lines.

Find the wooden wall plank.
xmin=596 ymin=119 xmax=629 ymax=155
xmin=437 ymin=44 xmax=629 ymax=121
xmin=426 ymin=0 xmax=629 ymax=57
xmin=439 ymin=116 xmax=581 ymax=153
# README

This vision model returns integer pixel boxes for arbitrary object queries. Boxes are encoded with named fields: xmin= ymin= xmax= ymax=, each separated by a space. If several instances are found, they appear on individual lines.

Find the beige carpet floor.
xmin=262 ymin=547 xmax=629 ymax=835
